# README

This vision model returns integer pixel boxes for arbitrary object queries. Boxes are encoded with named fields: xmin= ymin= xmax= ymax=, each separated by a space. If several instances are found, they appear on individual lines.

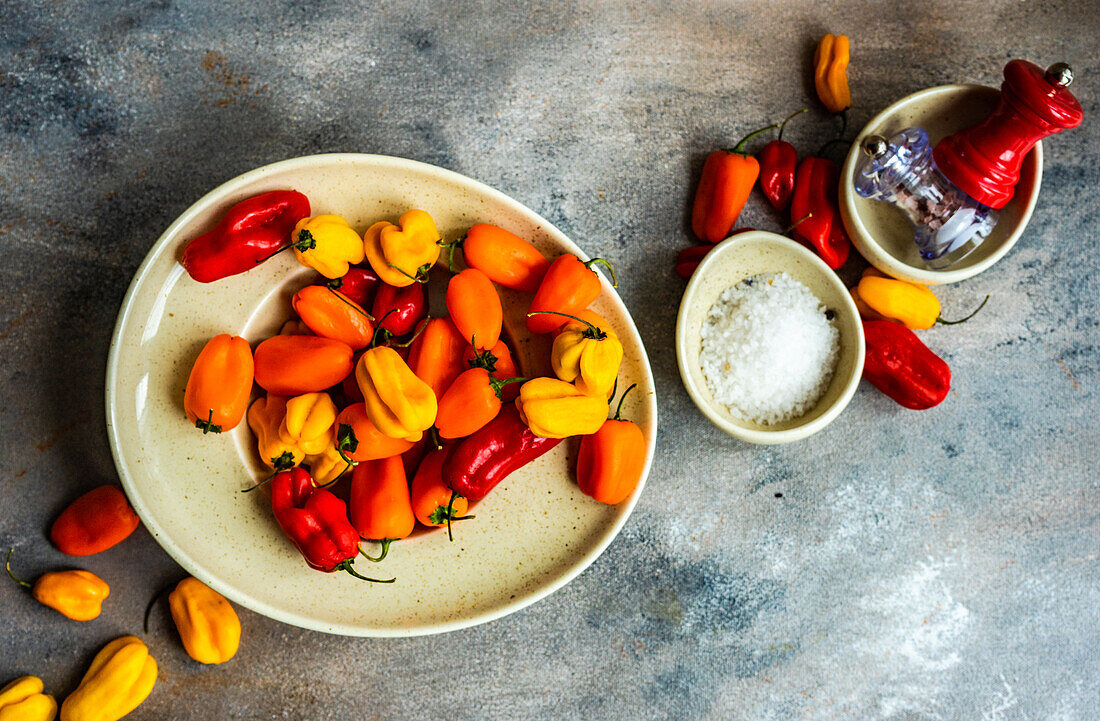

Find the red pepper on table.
xmin=269 ymin=467 xmax=392 ymax=582
xmin=691 ymin=123 xmax=777 ymax=244
xmin=371 ymin=282 xmax=427 ymax=337
xmin=862 ymin=320 xmax=951 ymax=410
xmin=758 ymin=109 xmax=807 ymax=212
xmin=789 ymin=156 xmax=850 ymax=269
xmin=442 ymin=405 xmax=561 ymax=501
xmin=322 ymin=267 xmax=381 ymax=310
xmin=181 ymin=190 xmax=311 ymax=283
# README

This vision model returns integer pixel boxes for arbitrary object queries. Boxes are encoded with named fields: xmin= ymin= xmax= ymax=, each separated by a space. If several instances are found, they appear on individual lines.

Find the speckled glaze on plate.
xmin=105 ymin=154 xmax=657 ymax=637
xmin=675 ymin=231 xmax=864 ymax=444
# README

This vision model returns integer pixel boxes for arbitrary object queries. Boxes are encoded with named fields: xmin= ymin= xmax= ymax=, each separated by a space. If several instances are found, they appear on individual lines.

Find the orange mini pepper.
xmin=691 ymin=123 xmax=777 ymax=244
xmin=576 ymin=384 xmax=647 ymax=505
xmin=50 ymin=485 xmax=140 ymax=557
xmin=463 ymin=340 xmax=520 ymax=402
xmin=334 ymin=403 xmax=414 ymax=462
xmin=408 ymin=317 xmax=468 ymax=400
xmin=291 ymin=286 xmax=374 ymax=350
xmin=410 ymin=449 xmax=472 ymax=537
xmin=435 ymin=368 xmax=524 ymax=439
xmin=6 ymin=548 xmax=110 ymax=621
xmin=446 ymin=268 xmax=502 ymax=351
xmin=168 ymin=577 xmax=240 ymax=665
xmin=814 ymin=33 xmax=851 ymax=114
xmin=184 ymin=334 xmax=254 ymax=434
xmin=461 ymin=224 xmax=549 ymax=292
xmin=527 ymin=254 xmax=617 ymax=335
xmin=350 ymin=456 xmax=415 ymax=562
xmin=253 ymin=334 xmax=354 ymax=396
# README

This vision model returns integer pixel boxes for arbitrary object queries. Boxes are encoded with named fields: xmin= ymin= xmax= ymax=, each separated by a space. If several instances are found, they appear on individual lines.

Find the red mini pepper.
xmin=181 ymin=190 xmax=311 ymax=283
xmin=50 ymin=485 xmax=140 ymax=556
xmin=442 ymin=405 xmax=562 ymax=501
xmin=691 ymin=123 xmax=776 ymax=244
xmin=862 ymin=320 xmax=951 ymax=410
xmin=372 ymin=281 xmax=426 ymax=337
xmin=323 ymin=267 xmax=381 ymax=310
xmin=789 ymin=156 xmax=850 ymax=269
xmin=269 ymin=467 xmax=392 ymax=582
xmin=758 ymin=110 xmax=806 ymax=212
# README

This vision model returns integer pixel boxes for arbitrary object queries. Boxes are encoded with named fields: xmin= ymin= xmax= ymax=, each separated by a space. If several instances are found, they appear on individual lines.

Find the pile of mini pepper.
xmin=5 ymin=484 xmax=243 ymax=721
xmin=678 ymin=33 xmax=987 ymax=412
xmin=180 ymin=191 xmax=649 ymax=582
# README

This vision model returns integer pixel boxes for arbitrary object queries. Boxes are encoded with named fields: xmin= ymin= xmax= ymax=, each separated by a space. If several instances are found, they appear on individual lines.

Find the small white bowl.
xmin=675 ymin=231 xmax=865 ymax=444
xmin=839 ymin=84 xmax=1043 ymax=285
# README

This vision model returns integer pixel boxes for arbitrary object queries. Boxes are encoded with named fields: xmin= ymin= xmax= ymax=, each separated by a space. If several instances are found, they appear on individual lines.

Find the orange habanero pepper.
xmin=253 ymin=334 xmax=354 ymax=396
xmin=407 ymin=317 xmax=468 ymax=399
xmin=527 ymin=254 xmax=617 ymax=335
xmin=50 ymin=485 xmax=140 ymax=557
xmin=291 ymin=285 xmax=374 ymax=350
xmin=435 ymin=368 xmax=524 ymax=439
xmin=461 ymin=224 xmax=549 ymax=292
xmin=691 ymin=124 xmax=777 ymax=244
xmin=445 ymin=268 xmax=502 ymax=352
xmin=334 ymin=403 xmax=414 ymax=462
xmin=410 ymin=449 xmax=472 ymax=538
xmin=576 ymin=384 xmax=647 ymax=505
xmin=184 ymin=334 xmax=254 ymax=434
xmin=350 ymin=456 xmax=415 ymax=562
xmin=6 ymin=548 xmax=110 ymax=621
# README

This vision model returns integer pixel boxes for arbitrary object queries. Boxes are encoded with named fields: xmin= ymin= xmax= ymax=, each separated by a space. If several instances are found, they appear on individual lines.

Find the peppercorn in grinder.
xmin=853 ymin=60 xmax=1083 ymax=269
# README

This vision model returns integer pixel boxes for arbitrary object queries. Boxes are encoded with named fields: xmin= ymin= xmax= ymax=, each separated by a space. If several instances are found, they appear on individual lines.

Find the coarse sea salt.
xmin=700 ymin=272 xmax=839 ymax=424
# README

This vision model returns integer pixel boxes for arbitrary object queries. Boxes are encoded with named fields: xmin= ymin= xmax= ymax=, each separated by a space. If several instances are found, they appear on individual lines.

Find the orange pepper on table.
xmin=363 ymin=209 xmax=441 ymax=287
xmin=576 ymin=384 xmax=647 ymax=505
xmin=6 ymin=549 xmax=110 ymax=621
xmin=333 ymin=403 xmax=414 ymax=462
xmin=410 ymin=449 xmax=472 ymax=535
xmin=463 ymin=339 xmax=520 ymax=402
xmin=291 ymin=285 xmax=374 ymax=350
xmin=50 ymin=485 xmax=140 ymax=557
xmin=527 ymin=254 xmax=617 ymax=335
xmin=814 ymin=33 xmax=851 ymax=114
xmin=461 ymin=223 xmax=549 ymax=292
xmin=184 ymin=334 xmax=254 ymax=434
xmin=691 ymin=124 xmax=777 ymax=244
xmin=446 ymin=268 xmax=502 ymax=351
xmin=408 ymin=317 xmax=468 ymax=400
xmin=253 ymin=334 xmax=354 ymax=396
xmin=349 ymin=456 xmax=415 ymax=562
xmin=435 ymin=368 xmax=524 ymax=439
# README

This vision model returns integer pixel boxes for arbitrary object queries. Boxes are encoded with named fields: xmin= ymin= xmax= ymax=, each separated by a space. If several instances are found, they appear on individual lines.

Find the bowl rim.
xmin=839 ymin=83 xmax=1043 ymax=285
xmin=675 ymin=231 xmax=865 ymax=444
xmin=105 ymin=152 xmax=658 ymax=636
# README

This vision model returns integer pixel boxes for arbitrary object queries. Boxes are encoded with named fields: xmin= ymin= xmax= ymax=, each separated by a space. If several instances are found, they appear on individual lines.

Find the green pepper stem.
xmin=336 ymin=559 xmax=395 ymax=583
xmin=142 ymin=581 xmax=179 ymax=633
xmin=729 ymin=123 xmax=780 ymax=154
xmin=785 ymin=212 xmax=813 ymax=233
xmin=937 ymin=294 xmax=990 ymax=326
xmin=241 ymin=470 xmax=279 ymax=493
xmin=4 ymin=548 xmax=31 ymax=589
xmin=387 ymin=262 xmax=431 ymax=284
xmin=525 ymin=310 xmax=607 ymax=340
xmin=488 ymin=376 xmax=527 ymax=400
xmin=361 ymin=539 xmax=393 ymax=563
xmin=777 ymin=109 xmax=808 ymax=142
xmin=583 ymin=257 xmax=618 ymax=288
xmin=613 ymin=383 xmax=638 ymax=421
xmin=195 ymin=409 xmax=222 ymax=434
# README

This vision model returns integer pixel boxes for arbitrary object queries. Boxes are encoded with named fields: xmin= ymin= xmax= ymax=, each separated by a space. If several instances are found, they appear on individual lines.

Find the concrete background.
xmin=1 ymin=1 xmax=1097 ymax=719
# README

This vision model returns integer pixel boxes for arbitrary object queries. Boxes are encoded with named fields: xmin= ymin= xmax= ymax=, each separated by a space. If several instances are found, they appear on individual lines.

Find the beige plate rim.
xmin=104 ymin=153 xmax=658 ymax=637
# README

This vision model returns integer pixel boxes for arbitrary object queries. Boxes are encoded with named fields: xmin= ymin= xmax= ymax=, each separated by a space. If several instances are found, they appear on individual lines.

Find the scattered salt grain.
xmin=700 ymin=272 xmax=839 ymax=424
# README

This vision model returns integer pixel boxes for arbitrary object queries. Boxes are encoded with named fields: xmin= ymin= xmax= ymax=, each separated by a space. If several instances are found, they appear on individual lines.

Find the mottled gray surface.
xmin=1 ymin=1 xmax=1097 ymax=719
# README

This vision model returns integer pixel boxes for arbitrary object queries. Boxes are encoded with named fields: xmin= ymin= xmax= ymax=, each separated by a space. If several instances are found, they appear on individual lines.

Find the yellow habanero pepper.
xmin=290 ymin=215 xmax=366 ymax=279
xmin=168 ymin=577 xmax=241 ymax=665
xmin=515 ymin=377 xmax=609 ymax=439
xmin=0 ymin=676 xmax=57 ymax=721
xmin=247 ymin=395 xmax=304 ymax=471
xmin=355 ymin=346 xmax=437 ymax=442
xmin=363 ymin=209 xmax=441 ymax=287
xmin=814 ymin=33 xmax=851 ymax=114
xmin=279 ymin=392 xmax=337 ymax=456
xmin=5 ymin=549 xmax=110 ymax=622
xmin=544 ymin=312 xmax=623 ymax=397
xmin=858 ymin=276 xmax=990 ymax=329
xmin=60 ymin=636 xmax=156 ymax=721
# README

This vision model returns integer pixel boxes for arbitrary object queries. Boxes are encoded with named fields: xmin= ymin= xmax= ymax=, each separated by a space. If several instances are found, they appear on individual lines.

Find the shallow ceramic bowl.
xmin=839 ymin=84 xmax=1042 ymax=285
xmin=676 ymin=232 xmax=864 ymax=444
xmin=106 ymin=154 xmax=657 ymax=637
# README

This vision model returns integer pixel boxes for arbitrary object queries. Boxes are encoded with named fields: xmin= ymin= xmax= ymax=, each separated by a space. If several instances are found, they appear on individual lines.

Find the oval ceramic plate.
xmin=106 ymin=154 xmax=657 ymax=637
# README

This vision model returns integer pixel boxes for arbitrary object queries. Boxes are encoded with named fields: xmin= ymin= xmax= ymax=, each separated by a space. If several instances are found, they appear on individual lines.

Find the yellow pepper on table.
xmin=355 ymin=346 xmax=437 ymax=442
xmin=290 ymin=215 xmax=366 ymax=279
xmin=363 ymin=209 xmax=441 ymax=287
xmin=60 ymin=636 xmax=156 ymax=721
xmin=814 ymin=33 xmax=851 ymax=114
xmin=279 ymin=392 xmax=337 ymax=456
xmin=247 ymin=395 xmax=304 ymax=471
xmin=0 ymin=676 xmax=56 ymax=721
xmin=857 ymin=275 xmax=988 ymax=329
xmin=5 ymin=549 xmax=109 ymax=622
xmin=544 ymin=312 xmax=623 ymax=397
xmin=515 ymin=377 xmax=609 ymax=439
xmin=168 ymin=577 xmax=241 ymax=665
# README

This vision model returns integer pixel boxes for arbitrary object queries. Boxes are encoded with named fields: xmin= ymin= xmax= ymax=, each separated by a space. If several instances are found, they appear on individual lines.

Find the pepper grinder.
xmin=854 ymin=60 xmax=1083 ymax=269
